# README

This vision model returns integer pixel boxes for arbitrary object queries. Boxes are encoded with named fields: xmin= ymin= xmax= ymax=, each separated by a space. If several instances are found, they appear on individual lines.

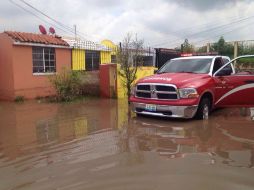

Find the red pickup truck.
xmin=130 ymin=55 xmax=254 ymax=119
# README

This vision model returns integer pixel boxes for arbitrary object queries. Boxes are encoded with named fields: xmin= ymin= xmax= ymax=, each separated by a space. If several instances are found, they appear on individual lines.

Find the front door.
xmin=213 ymin=57 xmax=231 ymax=104
xmin=215 ymin=75 xmax=254 ymax=106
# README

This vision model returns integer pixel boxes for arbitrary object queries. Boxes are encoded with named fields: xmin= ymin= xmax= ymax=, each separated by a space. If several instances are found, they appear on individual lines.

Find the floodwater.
xmin=0 ymin=99 xmax=254 ymax=190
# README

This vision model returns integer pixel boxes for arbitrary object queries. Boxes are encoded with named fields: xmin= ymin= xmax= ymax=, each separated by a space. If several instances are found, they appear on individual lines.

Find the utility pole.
xmin=74 ymin=24 xmax=77 ymax=41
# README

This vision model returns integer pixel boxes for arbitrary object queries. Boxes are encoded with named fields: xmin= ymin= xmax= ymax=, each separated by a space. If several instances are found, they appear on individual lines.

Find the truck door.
xmin=214 ymin=57 xmax=254 ymax=107
xmin=213 ymin=57 xmax=230 ymax=105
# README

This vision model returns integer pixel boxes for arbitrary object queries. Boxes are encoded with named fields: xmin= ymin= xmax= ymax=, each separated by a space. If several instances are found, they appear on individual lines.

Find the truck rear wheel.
xmin=195 ymin=98 xmax=211 ymax=120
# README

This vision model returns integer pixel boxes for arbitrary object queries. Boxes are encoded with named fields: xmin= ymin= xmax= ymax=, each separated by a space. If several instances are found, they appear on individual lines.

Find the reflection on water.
xmin=132 ymin=116 xmax=254 ymax=168
xmin=0 ymin=99 xmax=122 ymax=166
xmin=0 ymin=100 xmax=254 ymax=190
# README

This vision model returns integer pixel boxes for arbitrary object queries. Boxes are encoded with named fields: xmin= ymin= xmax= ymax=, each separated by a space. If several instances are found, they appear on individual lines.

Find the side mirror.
xmin=215 ymin=67 xmax=232 ymax=76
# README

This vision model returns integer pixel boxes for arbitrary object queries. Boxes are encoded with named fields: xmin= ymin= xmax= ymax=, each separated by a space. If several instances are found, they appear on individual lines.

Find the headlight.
xmin=131 ymin=85 xmax=136 ymax=96
xmin=178 ymin=88 xmax=199 ymax=99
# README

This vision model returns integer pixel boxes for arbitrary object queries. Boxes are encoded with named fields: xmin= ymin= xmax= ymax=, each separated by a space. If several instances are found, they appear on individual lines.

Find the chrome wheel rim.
xmin=203 ymin=104 xmax=209 ymax=120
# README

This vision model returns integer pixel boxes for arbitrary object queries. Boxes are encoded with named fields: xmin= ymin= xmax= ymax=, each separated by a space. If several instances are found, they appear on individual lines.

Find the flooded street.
xmin=0 ymin=99 xmax=254 ymax=190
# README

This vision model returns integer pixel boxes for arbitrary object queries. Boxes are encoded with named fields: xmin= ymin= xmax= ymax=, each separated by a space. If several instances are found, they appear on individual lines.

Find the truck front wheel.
xmin=195 ymin=98 xmax=211 ymax=120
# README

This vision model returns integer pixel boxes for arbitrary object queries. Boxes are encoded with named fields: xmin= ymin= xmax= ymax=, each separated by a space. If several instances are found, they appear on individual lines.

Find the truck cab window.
xmin=212 ymin=58 xmax=223 ymax=74
xmin=214 ymin=57 xmax=233 ymax=76
xmin=222 ymin=58 xmax=233 ymax=75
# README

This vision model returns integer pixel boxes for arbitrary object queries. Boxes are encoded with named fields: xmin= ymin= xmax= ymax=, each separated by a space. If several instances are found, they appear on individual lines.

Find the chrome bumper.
xmin=131 ymin=102 xmax=198 ymax=119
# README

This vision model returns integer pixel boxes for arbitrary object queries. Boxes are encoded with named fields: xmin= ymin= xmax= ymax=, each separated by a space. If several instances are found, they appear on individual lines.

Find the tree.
xmin=196 ymin=46 xmax=207 ymax=53
xmin=212 ymin=36 xmax=234 ymax=57
xmin=117 ymin=33 xmax=144 ymax=100
xmin=181 ymin=39 xmax=194 ymax=53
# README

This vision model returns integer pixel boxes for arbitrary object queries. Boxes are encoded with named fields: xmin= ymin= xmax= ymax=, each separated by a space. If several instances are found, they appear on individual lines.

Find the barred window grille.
xmin=32 ymin=47 xmax=56 ymax=73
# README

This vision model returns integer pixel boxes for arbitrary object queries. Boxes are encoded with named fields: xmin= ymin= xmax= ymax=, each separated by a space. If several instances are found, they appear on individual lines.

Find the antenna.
xmin=49 ymin=27 xmax=56 ymax=35
xmin=39 ymin=25 xmax=47 ymax=35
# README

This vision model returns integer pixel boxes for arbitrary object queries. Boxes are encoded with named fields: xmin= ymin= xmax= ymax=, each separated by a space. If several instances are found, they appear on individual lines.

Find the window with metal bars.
xmin=32 ymin=47 xmax=56 ymax=73
xmin=85 ymin=50 xmax=100 ymax=71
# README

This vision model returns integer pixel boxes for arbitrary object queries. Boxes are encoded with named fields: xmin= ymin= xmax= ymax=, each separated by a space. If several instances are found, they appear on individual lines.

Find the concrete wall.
xmin=0 ymin=33 xmax=15 ymax=100
xmin=81 ymin=71 xmax=100 ymax=95
xmin=12 ymin=46 xmax=71 ymax=99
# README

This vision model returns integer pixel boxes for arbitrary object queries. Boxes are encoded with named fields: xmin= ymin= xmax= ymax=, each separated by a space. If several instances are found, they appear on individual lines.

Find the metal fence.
xmin=195 ymin=40 xmax=254 ymax=58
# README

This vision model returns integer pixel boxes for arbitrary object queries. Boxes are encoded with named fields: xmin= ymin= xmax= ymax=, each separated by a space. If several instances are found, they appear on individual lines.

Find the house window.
xmin=85 ymin=50 xmax=100 ymax=71
xmin=111 ymin=55 xmax=117 ymax=63
xmin=32 ymin=47 xmax=56 ymax=73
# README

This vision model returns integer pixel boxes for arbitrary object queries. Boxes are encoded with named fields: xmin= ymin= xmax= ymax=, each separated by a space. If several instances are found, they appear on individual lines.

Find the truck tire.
xmin=195 ymin=98 xmax=211 ymax=120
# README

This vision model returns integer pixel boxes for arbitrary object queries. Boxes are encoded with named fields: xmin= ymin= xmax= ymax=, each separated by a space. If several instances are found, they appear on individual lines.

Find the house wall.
xmin=72 ymin=49 xmax=85 ymax=70
xmin=100 ymin=40 xmax=117 ymax=65
xmin=101 ymin=40 xmax=117 ymax=55
xmin=100 ymin=51 xmax=111 ymax=64
xmin=0 ymin=33 xmax=15 ymax=100
xmin=72 ymin=49 xmax=111 ymax=70
xmin=12 ymin=46 xmax=71 ymax=99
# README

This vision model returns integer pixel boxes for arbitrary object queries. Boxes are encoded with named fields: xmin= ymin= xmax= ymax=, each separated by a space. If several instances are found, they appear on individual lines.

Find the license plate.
xmin=145 ymin=104 xmax=156 ymax=112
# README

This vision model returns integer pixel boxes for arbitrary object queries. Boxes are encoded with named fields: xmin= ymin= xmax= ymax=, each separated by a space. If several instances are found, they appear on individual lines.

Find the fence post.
xmin=206 ymin=43 xmax=210 ymax=53
xmin=234 ymin=41 xmax=238 ymax=58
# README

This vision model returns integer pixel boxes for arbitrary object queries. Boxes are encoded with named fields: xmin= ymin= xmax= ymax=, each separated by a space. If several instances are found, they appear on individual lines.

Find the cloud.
xmin=1 ymin=0 xmax=254 ymax=48
xmin=170 ymin=0 xmax=250 ymax=11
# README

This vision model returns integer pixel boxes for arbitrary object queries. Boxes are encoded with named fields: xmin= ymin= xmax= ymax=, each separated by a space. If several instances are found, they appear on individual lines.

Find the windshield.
xmin=157 ymin=58 xmax=213 ymax=74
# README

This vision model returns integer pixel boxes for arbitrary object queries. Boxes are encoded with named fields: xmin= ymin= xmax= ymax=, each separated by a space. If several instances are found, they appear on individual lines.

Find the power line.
xmin=9 ymin=0 xmax=102 ymax=48
xmin=148 ymin=14 xmax=245 ymax=45
xmin=9 ymin=0 xmax=74 ymax=35
xmin=193 ymin=19 xmax=254 ymax=47
xmin=18 ymin=0 xmax=74 ymax=32
xmin=17 ymin=0 xmax=97 ymax=40
xmin=151 ymin=14 xmax=254 ymax=47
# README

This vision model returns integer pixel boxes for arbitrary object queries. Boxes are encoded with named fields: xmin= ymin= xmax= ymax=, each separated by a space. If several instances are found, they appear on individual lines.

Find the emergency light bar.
xmin=181 ymin=52 xmax=218 ymax=57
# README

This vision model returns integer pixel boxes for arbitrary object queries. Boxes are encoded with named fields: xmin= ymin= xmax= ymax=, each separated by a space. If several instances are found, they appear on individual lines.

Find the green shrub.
xmin=236 ymin=57 xmax=254 ymax=70
xmin=14 ymin=96 xmax=24 ymax=103
xmin=49 ymin=68 xmax=82 ymax=102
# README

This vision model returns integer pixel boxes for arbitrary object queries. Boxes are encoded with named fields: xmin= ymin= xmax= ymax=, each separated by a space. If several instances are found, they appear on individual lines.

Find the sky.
xmin=1 ymin=0 xmax=254 ymax=48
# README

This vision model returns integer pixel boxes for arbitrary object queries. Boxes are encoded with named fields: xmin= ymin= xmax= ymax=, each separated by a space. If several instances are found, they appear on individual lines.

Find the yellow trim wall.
xmin=72 ymin=49 xmax=85 ymax=70
xmin=71 ymin=39 xmax=117 ymax=71
xmin=100 ymin=51 xmax=111 ymax=64
xmin=101 ymin=40 xmax=117 ymax=55
xmin=72 ymin=49 xmax=112 ymax=69
xmin=117 ymin=65 xmax=156 ymax=98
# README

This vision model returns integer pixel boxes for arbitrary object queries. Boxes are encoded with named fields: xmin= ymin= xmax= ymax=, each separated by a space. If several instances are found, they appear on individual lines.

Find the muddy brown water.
xmin=0 ymin=99 xmax=254 ymax=190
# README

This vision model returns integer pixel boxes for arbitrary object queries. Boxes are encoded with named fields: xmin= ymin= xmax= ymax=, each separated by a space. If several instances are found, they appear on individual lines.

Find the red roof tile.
xmin=4 ymin=31 xmax=69 ymax=47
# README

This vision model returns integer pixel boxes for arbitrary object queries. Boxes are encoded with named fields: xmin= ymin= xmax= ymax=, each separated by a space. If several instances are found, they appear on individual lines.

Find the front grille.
xmin=137 ymin=85 xmax=150 ymax=91
xmin=156 ymin=85 xmax=176 ymax=92
xmin=135 ymin=83 xmax=178 ymax=100
xmin=136 ymin=92 xmax=151 ymax=98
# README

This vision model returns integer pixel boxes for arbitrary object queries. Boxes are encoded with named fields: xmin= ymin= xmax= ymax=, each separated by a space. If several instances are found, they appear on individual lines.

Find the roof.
xmin=4 ymin=31 xmax=69 ymax=47
xmin=63 ymin=37 xmax=111 ymax=51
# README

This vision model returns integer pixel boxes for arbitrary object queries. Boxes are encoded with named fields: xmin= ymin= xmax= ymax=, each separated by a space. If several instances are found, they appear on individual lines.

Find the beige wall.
xmin=0 ymin=33 xmax=15 ymax=100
